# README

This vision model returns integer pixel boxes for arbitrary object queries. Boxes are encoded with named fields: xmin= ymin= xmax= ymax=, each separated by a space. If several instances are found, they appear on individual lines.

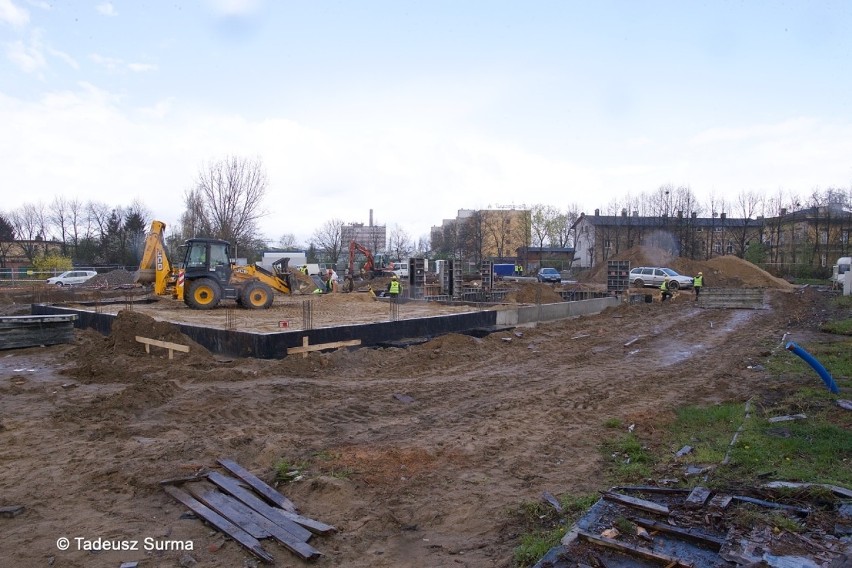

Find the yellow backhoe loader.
xmin=135 ymin=220 xmax=293 ymax=309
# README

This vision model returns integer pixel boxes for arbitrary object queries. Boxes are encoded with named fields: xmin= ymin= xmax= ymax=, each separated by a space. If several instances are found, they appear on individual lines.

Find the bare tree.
xmin=482 ymin=209 xmax=514 ymax=261
xmin=732 ymin=190 xmax=762 ymax=258
xmin=277 ymin=233 xmax=300 ymax=250
xmin=0 ymin=212 xmax=15 ymax=268
xmin=387 ymin=224 xmax=413 ymax=261
xmin=11 ymin=203 xmax=48 ymax=262
xmin=48 ymin=196 xmax=72 ymax=256
xmin=190 ymin=155 xmax=268 ymax=251
xmin=414 ymin=235 xmax=430 ymax=257
xmin=530 ymin=204 xmax=558 ymax=250
xmin=312 ymin=218 xmax=345 ymax=266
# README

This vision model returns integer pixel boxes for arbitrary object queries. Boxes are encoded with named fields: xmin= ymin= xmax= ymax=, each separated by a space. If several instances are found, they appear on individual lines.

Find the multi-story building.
xmin=571 ymin=205 xmax=852 ymax=274
xmin=430 ymin=207 xmax=530 ymax=263
xmin=341 ymin=210 xmax=387 ymax=255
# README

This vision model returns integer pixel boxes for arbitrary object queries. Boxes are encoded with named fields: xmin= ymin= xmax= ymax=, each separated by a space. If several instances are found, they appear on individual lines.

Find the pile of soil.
xmin=62 ymin=310 xmax=214 ymax=383
xmin=88 ymin=268 xmax=137 ymax=288
xmin=581 ymin=246 xmax=795 ymax=289
xmin=504 ymin=282 xmax=565 ymax=303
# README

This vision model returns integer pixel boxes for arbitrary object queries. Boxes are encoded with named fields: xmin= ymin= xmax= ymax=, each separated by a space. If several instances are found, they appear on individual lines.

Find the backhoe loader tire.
xmin=241 ymin=281 xmax=274 ymax=309
xmin=185 ymin=278 xmax=222 ymax=310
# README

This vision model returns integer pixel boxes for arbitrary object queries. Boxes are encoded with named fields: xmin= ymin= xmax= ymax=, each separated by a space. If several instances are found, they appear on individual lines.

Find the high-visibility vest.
xmin=660 ymin=280 xmax=669 ymax=292
xmin=694 ymin=275 xmax=703 ymax=287
xmin=389 ymin=280 xmax=401 ymax=294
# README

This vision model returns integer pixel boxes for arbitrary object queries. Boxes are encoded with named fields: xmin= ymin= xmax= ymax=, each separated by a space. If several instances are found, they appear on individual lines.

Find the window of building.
xmin=821 ymin=253 xmax=827 ymax=268
xmin=843 ymin=230 xmax=850 ymax=245
xmin=820 ymin=230 xmax=828 ymax=245
xmin=714 ymin=243 xmax=722 ymax=254
xmin=726 ymin=242 xmax=734 ymax=254
xmin=713 ymin=226 xmax=723 ymax=233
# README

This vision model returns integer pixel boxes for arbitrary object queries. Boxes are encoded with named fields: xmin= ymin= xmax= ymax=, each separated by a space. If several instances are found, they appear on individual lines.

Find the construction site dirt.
xmin=0 ymin=254 xmax=845 ymax=567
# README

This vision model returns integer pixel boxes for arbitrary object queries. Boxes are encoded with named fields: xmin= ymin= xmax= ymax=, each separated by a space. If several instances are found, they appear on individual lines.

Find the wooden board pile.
xmin=162 ymin=458 xmax=336 ymax=563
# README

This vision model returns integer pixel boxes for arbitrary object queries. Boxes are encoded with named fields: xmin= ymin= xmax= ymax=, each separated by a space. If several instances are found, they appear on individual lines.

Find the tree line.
xmin=2 ymin=155 xmax=850 ymax=275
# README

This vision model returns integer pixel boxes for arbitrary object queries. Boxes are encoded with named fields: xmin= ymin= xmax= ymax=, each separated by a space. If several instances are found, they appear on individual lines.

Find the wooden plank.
xmin=163 ymin=485 xmax=274 ymax=564
xmin=577 ymin=529 xmax=693 ymax=567
xmin=733 ymin=495 xmax=810 ymax=516
xmin=763 ymin=481 xmax=852 ymax=499
xmin=0 ymin=505 xmax=25 ymax=518
xmin=685 ymin=486 xmax=712 ymax=509
xmin=613 ymin=486 xmax=691 ymax=495
xmin=601 ymin=491 xmax=670 ymax=515
xmin=185 ymin=483 xmax=270 ymax=538
xmin=632 ymin=517 xmax=725 ymax=551
xmin=217 ymin=458 xmax=297 ymax=512
xmin=135 ymin=336 xmax=190 ymax=352
xmin=287 ymin=338 xmax=361 ymax=356
xmin=708 ymin=494 xmax=732 ymax=510
xmin=206 ymin=472 xmax=315 ymax=540
xmin=188 ymin=485 xmax=321 ymax=561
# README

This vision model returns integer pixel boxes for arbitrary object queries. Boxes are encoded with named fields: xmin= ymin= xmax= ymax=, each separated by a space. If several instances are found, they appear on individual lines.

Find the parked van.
xmin=390 ymin=262 xmax=409 ymax=278
xmin=832 ymin=256 xmax=851 ymax=290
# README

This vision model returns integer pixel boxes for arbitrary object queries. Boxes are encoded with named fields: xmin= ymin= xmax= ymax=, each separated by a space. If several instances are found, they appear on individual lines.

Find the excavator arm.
xmin=348 ymin=240 xmax=376 ymax=274
xmin=135 ymin=220 xmax=176 ymax=295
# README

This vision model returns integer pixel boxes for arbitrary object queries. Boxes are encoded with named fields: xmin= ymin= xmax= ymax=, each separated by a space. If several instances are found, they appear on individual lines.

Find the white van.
xmin=390 ymin=262 xmax=409 ymax=278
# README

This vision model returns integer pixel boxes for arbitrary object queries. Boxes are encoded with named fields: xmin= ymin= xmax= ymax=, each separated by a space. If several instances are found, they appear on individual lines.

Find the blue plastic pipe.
xmin=785 ymin=342 xmax=840 ymax=394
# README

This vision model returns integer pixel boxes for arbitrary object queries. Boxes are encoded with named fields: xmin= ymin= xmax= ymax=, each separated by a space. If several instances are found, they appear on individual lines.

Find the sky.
xmin=2 ymin=0 xmax=852 ymax=247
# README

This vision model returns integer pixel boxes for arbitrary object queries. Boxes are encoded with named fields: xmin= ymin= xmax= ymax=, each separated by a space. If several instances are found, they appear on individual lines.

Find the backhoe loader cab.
xmin=178 ymin=238 xmax=292 ymax=310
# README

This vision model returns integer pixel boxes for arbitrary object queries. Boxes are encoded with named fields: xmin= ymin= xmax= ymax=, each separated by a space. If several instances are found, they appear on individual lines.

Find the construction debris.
xmin=535 ymin=483 xmax=852 ymax=567
xmin=163 ymin=458 xmax=336 ymax=563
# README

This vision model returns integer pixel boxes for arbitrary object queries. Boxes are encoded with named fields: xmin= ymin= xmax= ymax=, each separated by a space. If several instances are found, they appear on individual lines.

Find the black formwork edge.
xmin=32 ymin=304 xmax=497 ymax=360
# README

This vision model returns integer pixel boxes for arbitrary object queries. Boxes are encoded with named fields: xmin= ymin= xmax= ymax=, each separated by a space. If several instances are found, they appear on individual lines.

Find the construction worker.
xmin=387 ymin=273 xmax=402 ymax=299
xmin=693 ymin=271 xmax=703 ymax=300
xmin=299 ymin=265 xmax=309 ymax=275
xmin=660 ymin=276 xmax=673 ymax=302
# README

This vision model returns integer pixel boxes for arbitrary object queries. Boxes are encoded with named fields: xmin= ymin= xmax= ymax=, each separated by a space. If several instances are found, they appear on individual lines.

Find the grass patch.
xmin=274 ymin=458 xmax=308 ymax=483
xmin=601 ymin=432 xmax=652 ymax=482
xmin=511 ymin=494 xmax=597 ymax=567
xmin=603 ymin=417 xmax=622 ymax=428
xmin=821 ymin=319 xmax=852 ymax=335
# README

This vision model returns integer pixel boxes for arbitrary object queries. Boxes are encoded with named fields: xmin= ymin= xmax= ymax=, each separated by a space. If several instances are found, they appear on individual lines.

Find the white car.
xmin=629 ymin=267 xmax=693 ymax=290
xmin=46 ymin=270 xmax=98 ymax=286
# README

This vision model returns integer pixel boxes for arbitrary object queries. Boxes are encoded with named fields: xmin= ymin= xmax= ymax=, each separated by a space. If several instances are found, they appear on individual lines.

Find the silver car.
xmin=46 ymin=270 xmax=98 ymax=286
xmin=629 ymin=267 xmax=693 ymax=290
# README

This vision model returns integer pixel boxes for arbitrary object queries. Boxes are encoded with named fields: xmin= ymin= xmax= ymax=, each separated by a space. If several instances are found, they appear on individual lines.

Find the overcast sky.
xmin=2 ymin=0 xmax=851 ymax=246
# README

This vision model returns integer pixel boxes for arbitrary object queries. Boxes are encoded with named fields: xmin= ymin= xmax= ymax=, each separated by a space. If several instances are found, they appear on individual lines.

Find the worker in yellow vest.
xmin=660 ymin=277 xmax=673 ymax=302
xmin=387 ymin=274 xmax=402 ymax=300
xmin=693 ymin=271 xmax=703 ymax=301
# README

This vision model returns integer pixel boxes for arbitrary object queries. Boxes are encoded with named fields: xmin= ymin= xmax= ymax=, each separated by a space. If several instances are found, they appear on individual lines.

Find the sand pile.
xmin=63 ymin=310 xmax=213 ymax=382
xmin=504 ymin=282 xmax=564 ymax=304
xmin=581 ymin=246 xmax=794 ymax=290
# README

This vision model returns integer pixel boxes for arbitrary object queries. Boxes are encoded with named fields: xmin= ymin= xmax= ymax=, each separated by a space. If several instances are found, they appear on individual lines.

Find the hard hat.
xmin=664 ymin=276 xmax=670 ymax=280
xmin=392 ymin=274 xmax=399 ymax=279
xmin=698 ymin=271 xmax=703 ymax=275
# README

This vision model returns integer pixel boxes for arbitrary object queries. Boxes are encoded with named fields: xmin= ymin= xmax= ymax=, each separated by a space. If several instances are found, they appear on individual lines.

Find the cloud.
xmin=205 ymin=0 xmax=263 ymax=17
xmin=0 ymin=0 xmax=29 ymax=27
xmin=90 ymin=53 xmax=157 ymax=73
xmin=128 ymin=62 xmax=158 ymax=72
xmin=95 ymin=2 xmax=116 ymax=17
xmin=6 ymin=37 xmax=44 ymax=73
xmin=7 ymin=29 xmax=78 ymax=73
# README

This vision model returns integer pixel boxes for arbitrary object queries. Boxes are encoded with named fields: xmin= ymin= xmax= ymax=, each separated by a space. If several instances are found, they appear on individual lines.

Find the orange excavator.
xmin=348 ymin=240 xmax=381 ymax=277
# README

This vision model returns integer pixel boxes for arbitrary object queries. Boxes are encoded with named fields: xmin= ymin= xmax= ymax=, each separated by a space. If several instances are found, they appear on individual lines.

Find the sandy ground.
xmin=0 ymin=280 xmax=838 ymax=567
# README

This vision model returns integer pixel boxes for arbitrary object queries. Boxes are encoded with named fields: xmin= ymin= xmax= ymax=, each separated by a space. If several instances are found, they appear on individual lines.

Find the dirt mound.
xmin=504 ymin=282 xmax=564 ymax=303
xmin=88 ymin=268 xmax=138 ymax=288
xmin=581 ymin=246 xmax=795 ymax=290
xmin=63 ymin=310 xmax=214 ymax=382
